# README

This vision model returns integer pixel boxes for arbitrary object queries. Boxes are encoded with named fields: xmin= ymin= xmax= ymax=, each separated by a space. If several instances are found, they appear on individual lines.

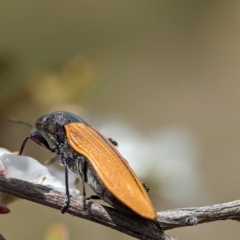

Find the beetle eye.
xmin=30 ymin=134 xmax=52 ymax=151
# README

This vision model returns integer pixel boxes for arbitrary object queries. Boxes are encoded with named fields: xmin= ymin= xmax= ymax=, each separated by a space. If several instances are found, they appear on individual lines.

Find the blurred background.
xmin=0 ymin=1 xmax=240 ymax=239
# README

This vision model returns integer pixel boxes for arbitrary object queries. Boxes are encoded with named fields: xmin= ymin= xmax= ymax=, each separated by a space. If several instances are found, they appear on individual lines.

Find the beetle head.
xmin=19 ymin=111 xmax=89 ymax=155
xmin=34 ymin=111 xmax=88 ymax=146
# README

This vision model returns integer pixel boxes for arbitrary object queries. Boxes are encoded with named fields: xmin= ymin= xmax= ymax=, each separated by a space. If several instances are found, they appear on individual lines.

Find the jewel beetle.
xmin=19 ymin=111 xmax=157 ymax=220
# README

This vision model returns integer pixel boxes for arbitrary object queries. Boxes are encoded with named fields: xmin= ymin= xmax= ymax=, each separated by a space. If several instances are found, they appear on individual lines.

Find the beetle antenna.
xmin=6 ymin=118 xmax=33 ymax=129
xmin=19 ymin=136 xmax=32 ymax=155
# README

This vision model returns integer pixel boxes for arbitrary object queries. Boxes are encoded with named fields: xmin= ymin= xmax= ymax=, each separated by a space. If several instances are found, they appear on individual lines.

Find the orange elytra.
xmin=19 ymin=111 xmax=157 ymax=220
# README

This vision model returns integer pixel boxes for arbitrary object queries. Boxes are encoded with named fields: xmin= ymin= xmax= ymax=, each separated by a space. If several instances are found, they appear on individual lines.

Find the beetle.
xmin=19 ymin=111 xmax=157 ymax=220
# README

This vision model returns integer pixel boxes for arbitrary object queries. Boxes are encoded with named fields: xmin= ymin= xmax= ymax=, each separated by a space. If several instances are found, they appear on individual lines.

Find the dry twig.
xmin=0 ymin=174 xmax=240 ymax=239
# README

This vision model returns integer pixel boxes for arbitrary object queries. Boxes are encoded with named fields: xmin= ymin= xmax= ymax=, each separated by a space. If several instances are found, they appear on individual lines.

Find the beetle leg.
xmin=44 ymin=155 xmax=58 ymax=165
xmin=86 ymin=195 xmax=101 ymax=200
xmin=142 ymin=182 xmax=150 ymax=192
xmin=79 ymin=157 xmax=88 ymax=211
xmin=75 ymin=178 xmax=79 ymax=185
xmin=108 ymin=138 xmax=118 ymax=147
xmin=61 ymin=158 xmax=70 ymax=214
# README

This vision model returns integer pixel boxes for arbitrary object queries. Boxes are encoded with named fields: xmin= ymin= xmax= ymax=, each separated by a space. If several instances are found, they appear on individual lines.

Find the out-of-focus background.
xmin=0 ymin=1 xmax=240 ymax=239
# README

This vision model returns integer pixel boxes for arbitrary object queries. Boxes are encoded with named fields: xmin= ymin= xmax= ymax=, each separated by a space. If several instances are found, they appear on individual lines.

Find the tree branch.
xmin=159 ymin=200 xmax=240 ymax=230
xmin=0 ymin=175 xmax=171 ymax=240
xmin=0 ymin=174 xmax=239 ymax=239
